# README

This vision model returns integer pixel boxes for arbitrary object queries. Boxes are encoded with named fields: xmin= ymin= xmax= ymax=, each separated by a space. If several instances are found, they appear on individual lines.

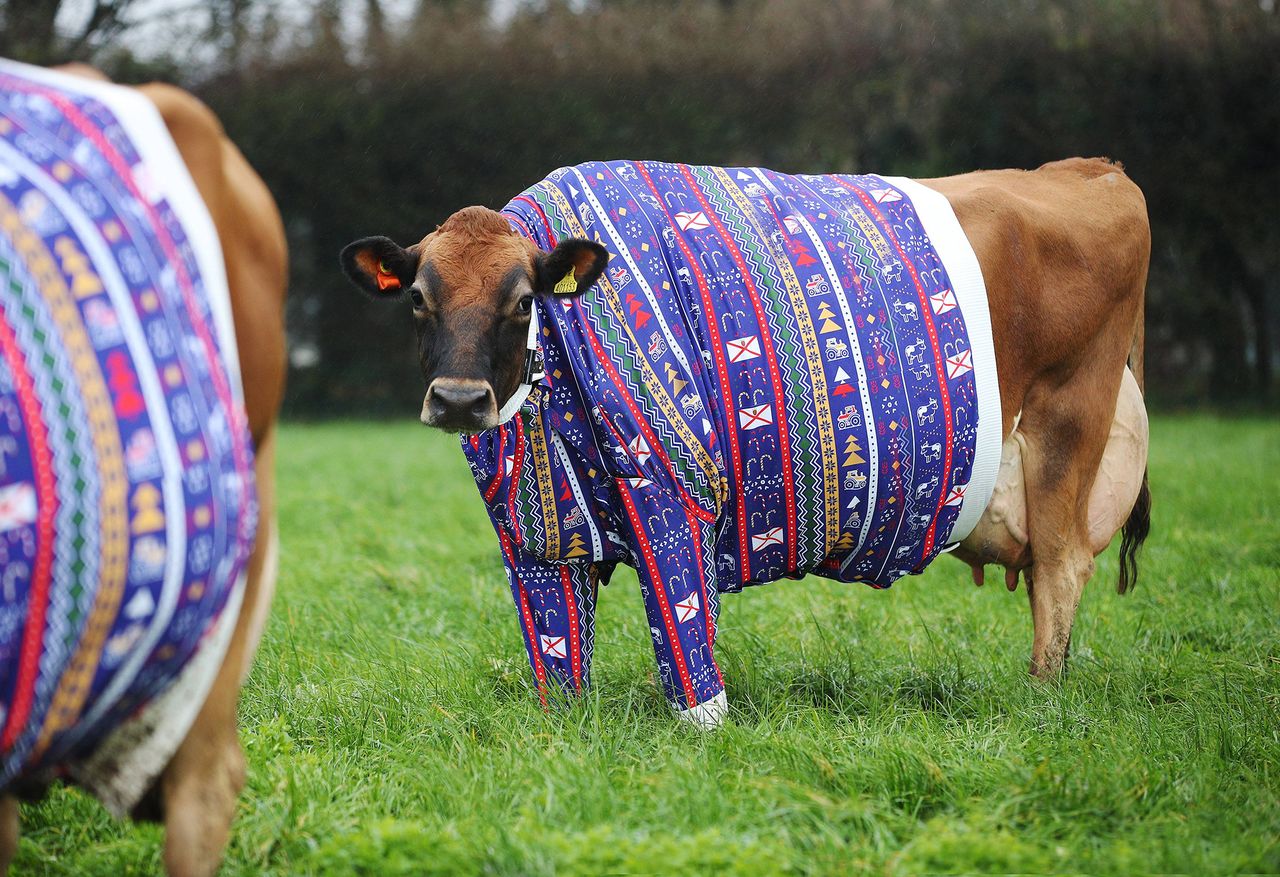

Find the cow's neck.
xmin=496 ymin=300 xmax=545 ymax=424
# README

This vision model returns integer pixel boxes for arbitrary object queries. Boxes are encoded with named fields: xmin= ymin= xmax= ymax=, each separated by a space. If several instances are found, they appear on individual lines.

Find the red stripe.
xmin=0 ymin=315 xmax=58 ymax=748
xmin=483 ymin=425 xmax=507 ymax=502
xmin=635 ymin=163 xmax=750 ymax=574
xmin=680 ymin=165 xmax=798 ymax=572
xmin=506 ymin=417 xmax=525 ymax=544
xmin=499 ymin=528 xmax=548 ymax=708
xmin=838 ymin=179 xmax=955 ymax=557
xmin=558 ymin=566 xmax=583 ymax=690
xmin=683 ymin=506 xmax=721 ymax=682
xmin=617 ymin=482 xmax=697 ymax=707
xmin=512 ymin=195 xmax=557 ymax=246
xmin=10 ymin=80 xmax=254 ymax=545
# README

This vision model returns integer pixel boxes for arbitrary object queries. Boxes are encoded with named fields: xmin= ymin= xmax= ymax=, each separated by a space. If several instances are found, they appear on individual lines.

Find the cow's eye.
xmin=516 ymin=294 xmax=534 ymax=315
xmin=408 ymin=287 xmax=425 ymax=308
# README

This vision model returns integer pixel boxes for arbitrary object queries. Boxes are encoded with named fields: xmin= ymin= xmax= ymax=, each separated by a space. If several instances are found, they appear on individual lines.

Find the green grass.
xmin=15 ymin=415 xmax=1280 ymax=875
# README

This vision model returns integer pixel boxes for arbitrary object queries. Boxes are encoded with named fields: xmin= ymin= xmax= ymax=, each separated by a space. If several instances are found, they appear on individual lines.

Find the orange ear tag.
xmin=376 ymin=259 xmax=401 ymax=291
xmin=553 ymin=269 xmax=577 ymax=294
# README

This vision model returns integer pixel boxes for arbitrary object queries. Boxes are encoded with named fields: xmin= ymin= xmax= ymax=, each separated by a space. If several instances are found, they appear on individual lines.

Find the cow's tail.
xmin=1117 ymin=299 xmax=1149 ymax=595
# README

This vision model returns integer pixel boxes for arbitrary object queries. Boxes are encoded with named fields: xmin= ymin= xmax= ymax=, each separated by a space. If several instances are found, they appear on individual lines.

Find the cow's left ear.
xmin=340 ymin=235 xmax=420 ymax=300
xmin=536 ymin=239 xmax=609 ymax=297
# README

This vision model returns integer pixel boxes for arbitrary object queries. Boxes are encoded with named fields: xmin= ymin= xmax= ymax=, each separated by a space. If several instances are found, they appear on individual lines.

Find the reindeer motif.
xmin=921 ymin=442 xmax=943 ymax=463
xmin=892 ymin=299 xmax=919 ymax=321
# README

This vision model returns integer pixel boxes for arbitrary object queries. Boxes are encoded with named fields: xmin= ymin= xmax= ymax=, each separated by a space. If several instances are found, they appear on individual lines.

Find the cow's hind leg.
xmin=1019 ymin=352 xmax=1127 ymax=678
xmin=161 ymin=433 xmax=278 ymax=877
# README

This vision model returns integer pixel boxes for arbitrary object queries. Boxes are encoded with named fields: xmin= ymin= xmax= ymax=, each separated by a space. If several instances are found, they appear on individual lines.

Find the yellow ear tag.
xmin=553 ymin=269 xmax=578 ymax=295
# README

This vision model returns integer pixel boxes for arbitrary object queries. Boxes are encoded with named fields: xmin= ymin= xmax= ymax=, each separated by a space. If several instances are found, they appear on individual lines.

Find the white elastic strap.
xmin=496 ymin=304 xmax=544 ymax=424
xmin=882 ymin=176 xmax=1002 ymax=544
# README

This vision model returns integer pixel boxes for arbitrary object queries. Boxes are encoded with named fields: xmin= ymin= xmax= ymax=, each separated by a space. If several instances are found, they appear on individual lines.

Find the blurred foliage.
xmin=6 ymin=0 xmax=1278 ymax=414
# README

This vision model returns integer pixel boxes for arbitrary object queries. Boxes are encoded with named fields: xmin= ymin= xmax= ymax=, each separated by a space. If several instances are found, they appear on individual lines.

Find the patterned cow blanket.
xmin=464 ymin=161 xmax=1001 ymax=717
xmin=0 ymin=61 xmax=255 ymax=813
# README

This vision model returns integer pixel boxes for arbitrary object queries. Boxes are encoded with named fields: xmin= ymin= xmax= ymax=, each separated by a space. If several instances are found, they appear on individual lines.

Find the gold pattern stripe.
xmin=525 ymin=412 xmax=560 ymax=559
xmin=711 ymin=168 xmax=840 ymax=554
xmin=0 ymin=193 xmax=131 ymax=758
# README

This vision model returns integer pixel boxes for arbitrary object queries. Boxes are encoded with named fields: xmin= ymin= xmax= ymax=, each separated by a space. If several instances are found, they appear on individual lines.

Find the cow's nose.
xmin=424 ymin=379 xmax=496 ymax=429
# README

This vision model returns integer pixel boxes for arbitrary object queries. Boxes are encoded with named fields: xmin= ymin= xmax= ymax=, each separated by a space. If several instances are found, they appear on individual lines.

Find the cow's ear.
xmin=340 ymin=236 xmax=419 ymax=299
xmin=536 ymin=239 xmax=609 ymax=297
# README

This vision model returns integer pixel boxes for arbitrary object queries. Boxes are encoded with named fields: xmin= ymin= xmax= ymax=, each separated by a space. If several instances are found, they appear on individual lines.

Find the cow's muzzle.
xmin=422 ymin=378 xmax=497 ymax=432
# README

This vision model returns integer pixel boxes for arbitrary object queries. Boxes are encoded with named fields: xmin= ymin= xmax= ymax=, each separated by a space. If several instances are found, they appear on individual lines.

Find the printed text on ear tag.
xmin=376 ymin=259 xmax=401 ymax=291
xmin=553 ymin=269 xmax=577 ymax=294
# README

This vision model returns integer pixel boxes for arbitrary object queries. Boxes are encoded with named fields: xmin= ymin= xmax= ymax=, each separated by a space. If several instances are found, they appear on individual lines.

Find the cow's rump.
xmin=0 ymin=61 xmax=255 ymax=814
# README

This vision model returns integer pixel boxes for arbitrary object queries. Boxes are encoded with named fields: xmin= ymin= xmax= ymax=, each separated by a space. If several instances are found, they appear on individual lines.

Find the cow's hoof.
xmin=673 ymin=691 xmax=728 ymax=730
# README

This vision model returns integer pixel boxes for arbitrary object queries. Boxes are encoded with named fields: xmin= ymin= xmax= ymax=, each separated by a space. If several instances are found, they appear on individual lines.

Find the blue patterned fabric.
xmin=0 ymin=62 xmax=255 ymax=789
xmin=464 ymin=161 xmax=996 ymax=712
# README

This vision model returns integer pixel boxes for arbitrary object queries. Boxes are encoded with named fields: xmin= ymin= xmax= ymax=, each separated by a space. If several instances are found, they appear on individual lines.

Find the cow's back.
xmin=921 ymin=158 xmax=1151 ymax=422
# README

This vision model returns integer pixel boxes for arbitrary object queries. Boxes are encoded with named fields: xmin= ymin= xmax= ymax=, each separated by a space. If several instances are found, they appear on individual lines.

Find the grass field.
xmin=14 ymin=415 xmax=1280 ymax=875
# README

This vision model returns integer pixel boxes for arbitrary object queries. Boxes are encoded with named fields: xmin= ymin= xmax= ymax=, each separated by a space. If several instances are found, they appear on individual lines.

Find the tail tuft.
xmin=1117 ymin=468 xmax=1150 ymax=594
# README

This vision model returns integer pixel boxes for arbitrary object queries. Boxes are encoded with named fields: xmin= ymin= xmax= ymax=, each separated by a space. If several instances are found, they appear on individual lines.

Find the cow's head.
xmin=340 ymin=207 xmax=607 ymax=432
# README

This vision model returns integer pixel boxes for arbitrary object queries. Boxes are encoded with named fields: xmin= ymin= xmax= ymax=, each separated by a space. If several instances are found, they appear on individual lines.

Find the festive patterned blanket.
xmin=0 ymin=61 xmax=255 ymax=812
xmin=464 ymin=161 xmax=1001 ymax=716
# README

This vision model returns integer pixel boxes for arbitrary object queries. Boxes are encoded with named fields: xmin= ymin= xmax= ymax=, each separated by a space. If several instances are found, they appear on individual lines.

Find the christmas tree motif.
xmin=834 ymin=531 xmax=856 ymax=550
xmin=843 ymin=434 xmax=866 ymax=466
xmin=817 ymin=301 xmax=841 ymax=334
xmin=565 ymin=532 xmax=589 ymax=559
xmin=560 ymin=476 xmax=573 ymax=502
xmin=625 ymin=292 xmax=652 ymax=328
xmin=664 ymin=362 xmax=688 ymax=395
xmin=832 ymin=365 xmax=854 ymax=396
xmin=130 ymin=483 xmax=165 ymax=534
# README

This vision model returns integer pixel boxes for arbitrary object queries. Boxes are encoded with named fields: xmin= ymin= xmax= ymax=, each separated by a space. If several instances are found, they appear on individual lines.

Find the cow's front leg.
xmin=615 ymin=479 xmax=725 ymax=729
xmin=496 ymin=530 xmax=599 ymax=703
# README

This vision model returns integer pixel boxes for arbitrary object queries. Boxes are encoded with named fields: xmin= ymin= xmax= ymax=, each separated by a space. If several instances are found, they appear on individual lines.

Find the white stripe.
xmin=550 ymin=431 xmax=603 ymax=560
xmin=882 ymin=176 xmax=1002 ymax=542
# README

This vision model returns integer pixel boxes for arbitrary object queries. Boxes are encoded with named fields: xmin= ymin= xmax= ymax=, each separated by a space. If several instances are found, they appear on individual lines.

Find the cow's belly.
xmin=956 ymin=367 xmax=1148 ymax=574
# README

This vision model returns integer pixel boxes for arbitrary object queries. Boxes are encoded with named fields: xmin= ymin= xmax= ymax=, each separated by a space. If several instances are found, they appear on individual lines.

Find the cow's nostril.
xmin=427 ymin=381 xmax=495 ymax=425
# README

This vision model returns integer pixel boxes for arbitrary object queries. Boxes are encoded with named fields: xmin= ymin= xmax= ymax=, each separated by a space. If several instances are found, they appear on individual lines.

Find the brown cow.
xmin=0 ymin=69 xmax=286 ymax=877
xmin=341 ymin=157 xmax=1149 ymax=723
